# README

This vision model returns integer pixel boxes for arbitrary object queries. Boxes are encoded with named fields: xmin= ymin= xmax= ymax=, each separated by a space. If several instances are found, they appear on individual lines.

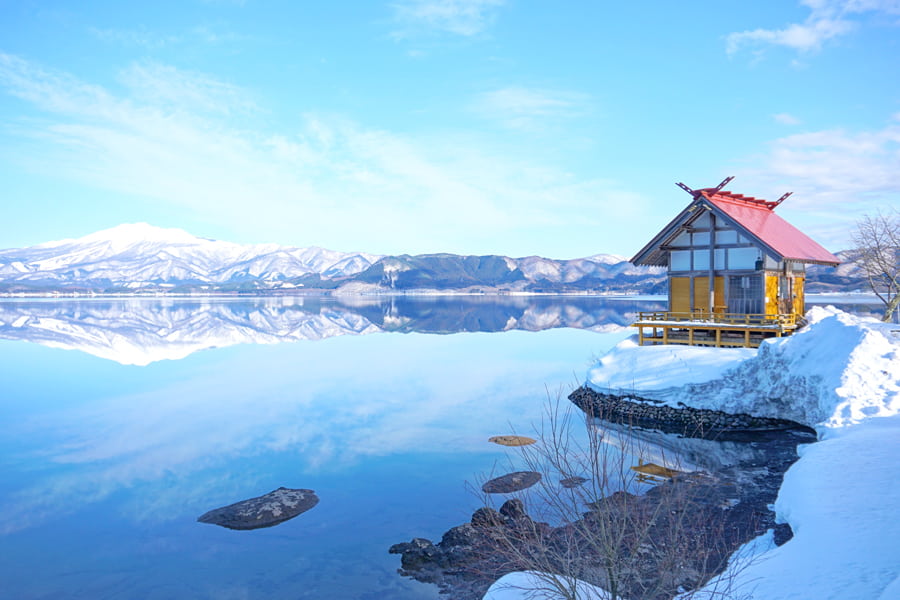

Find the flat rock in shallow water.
xmin=559 ymin=476 xmax=589 ymax=488
xmin=197 ymin=487 xmax=319 ymax=530
xmin=482 ymin=471 xmax=541 ymax=493
xmin=488 ymin=435 xmax=536 ymax=447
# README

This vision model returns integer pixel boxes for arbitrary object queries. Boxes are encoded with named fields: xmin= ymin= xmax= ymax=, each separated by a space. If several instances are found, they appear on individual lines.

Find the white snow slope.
xmin=488 ymin=306 xmax=900 ymax=600
xmin=587 ymin=305 xmax=900 ymax=429
xmin=0 ymin=223 xmax=382 ymax=286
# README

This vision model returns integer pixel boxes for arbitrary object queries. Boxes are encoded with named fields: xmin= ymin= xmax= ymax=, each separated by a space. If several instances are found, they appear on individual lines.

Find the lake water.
xmin=0 ymin=294 xmax=880 ymax=599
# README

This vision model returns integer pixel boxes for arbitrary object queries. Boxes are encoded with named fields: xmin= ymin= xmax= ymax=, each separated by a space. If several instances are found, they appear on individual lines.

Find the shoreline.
xmin=391 ymin=399 xmax=811 ymax=599
xmin=0 ymin=291 xmax=881 ymax=303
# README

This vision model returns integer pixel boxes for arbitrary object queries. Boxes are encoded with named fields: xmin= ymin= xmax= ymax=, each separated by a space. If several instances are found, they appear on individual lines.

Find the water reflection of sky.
xmin=0 ymin=295 xmax=883 ymax=599
xmin=0 ymin=298 xmax=642 ymax=600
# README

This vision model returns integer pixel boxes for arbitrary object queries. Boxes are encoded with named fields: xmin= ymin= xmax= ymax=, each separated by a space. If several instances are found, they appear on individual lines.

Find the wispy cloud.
xmin=0 ymin=53 xmax=622 ymax=256
xmin=727 ymin=0 xmax=900 ymax=56
xmin=773 ymin=112 xmax=802 ymax=125
xmin=390 ymin=0 xmax=506 ymax=38
xmin=90 ymin=26 xmax=182 ymax=49
xmin=90 ymin=23 xmax=246 ymax=49
xmin=740 ymin=114 xmax=900 ymax=248
xmin=119 ymin=61 xmax=259 ymax=116
xmin=472 ymin=86 xmax=590 ymax=131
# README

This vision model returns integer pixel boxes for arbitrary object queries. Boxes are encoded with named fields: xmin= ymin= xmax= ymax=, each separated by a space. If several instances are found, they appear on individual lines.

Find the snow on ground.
xmin=483 ymin=571 xmax=610 ymax=600
xmin=587 ymin=339 xmax=755 ymax=392
xmin=486 ymin=307 xmax=900 ymax=600
xmin=712 ymin=414 xmax=900 ymax=599
xmin=587 ymin=306 xmax=900 ymax=429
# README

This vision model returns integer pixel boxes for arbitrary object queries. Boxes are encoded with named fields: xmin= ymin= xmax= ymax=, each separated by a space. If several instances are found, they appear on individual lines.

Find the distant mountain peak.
xmin=583 ymin=253 xmax=629 ymax=264
xmin=0 ymin=224 xmax=384 ymax=291
xmin=38 ymin=222 xmax=209 ymax=249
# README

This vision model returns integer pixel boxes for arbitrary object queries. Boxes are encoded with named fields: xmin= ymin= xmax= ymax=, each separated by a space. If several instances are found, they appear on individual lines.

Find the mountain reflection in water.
xmin=0 ymin=296 xmax=653 ymax=600
xmin=0 ymin=296 xmax=665 ymax=364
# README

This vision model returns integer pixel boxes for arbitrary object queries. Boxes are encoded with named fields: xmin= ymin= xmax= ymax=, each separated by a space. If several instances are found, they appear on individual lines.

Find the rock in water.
xmin=482 ymin=471 xmax=541 ymax=493
xmin=197 ymin=487 xmax=319 ymax=530
xmin=559 ymin=476 xmax=589 ymax=489
xmin=488 ymin=435 xmax=537 ymax=447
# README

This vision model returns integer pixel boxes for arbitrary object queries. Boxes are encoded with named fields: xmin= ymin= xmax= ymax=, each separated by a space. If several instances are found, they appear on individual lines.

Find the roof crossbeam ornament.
xmin=712 ymin=175 xmax=734 ymax=193
xmin=676 ymin=175 xmax=734 ymax=198
xmin=676 ymin=182 xmax=694 ymax=195
xmin=774 ymin=191 xmax=792 ymax=207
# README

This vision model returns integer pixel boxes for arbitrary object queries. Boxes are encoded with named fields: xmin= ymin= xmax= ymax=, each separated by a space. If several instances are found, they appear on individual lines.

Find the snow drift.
xmin=489 ymin=307 xmax=900 ymax=599
xmin=587 ymin=305 xmax=900 ymax=429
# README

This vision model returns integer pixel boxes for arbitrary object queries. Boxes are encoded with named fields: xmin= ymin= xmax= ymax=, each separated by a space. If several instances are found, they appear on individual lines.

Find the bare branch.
xmin=852 ymin=209 xmax=900 ymax=322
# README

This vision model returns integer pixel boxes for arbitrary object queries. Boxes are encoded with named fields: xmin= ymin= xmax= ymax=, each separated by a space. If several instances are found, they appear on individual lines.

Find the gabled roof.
xmin=631 ymin=186 xmax=841 ymax=267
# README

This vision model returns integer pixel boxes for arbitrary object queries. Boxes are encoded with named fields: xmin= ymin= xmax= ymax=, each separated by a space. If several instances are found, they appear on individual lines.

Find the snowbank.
xmin=587 ymin=306 xmax=900 ymax=429
xmin=689 ymin=414 xmax=900 ymax=600
xmin=484 ymin=307 xmax=900 ymax=600
xmin=483 ymin=571 xmax=609 ymax=600
xmin=587 ymin=339 xmax=755 ymax=391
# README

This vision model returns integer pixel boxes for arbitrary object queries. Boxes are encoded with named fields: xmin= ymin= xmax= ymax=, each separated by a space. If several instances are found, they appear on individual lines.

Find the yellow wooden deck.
xmin=632 ymin=311 xmax=798 ymax=348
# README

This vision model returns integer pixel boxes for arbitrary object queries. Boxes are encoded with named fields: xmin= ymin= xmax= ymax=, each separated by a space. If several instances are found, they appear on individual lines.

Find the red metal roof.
xmin=699 ymin=189 xmax=840 ymax=266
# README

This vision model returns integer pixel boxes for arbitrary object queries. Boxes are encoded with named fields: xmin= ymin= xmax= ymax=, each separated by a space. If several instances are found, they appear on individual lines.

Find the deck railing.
xmin=634 ymin=311 xmax=797 ymax=328
xmin=631 ymin=311 xmax=799 ymax=348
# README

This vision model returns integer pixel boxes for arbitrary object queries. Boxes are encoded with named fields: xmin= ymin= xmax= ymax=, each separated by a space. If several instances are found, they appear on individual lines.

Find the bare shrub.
xmin=474 ymin=392 xmax=755 ymax=600
xmin=852 ymin=210 xmax=900 ymax=322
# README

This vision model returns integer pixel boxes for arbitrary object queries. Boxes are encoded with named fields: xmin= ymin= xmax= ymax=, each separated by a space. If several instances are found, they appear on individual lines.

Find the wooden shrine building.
xmin=630 ymin=177 xmax=840 ymax=348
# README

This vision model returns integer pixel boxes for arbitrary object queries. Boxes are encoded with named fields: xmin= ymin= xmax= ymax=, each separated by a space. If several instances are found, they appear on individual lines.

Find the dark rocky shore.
xmin=569 ymin=386 xmax=816 ymax=440
xmin=390 ymin=391 xmax=815 ymax=599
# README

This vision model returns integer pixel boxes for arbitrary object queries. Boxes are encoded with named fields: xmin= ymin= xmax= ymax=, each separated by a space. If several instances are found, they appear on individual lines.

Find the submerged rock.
xmin=559 ymin=476 xmax=589 ymax=488
xmin=482 ymin=471 xmax=541 ymax=493
xmin=197 ymin=487 xmax=319 ymax=530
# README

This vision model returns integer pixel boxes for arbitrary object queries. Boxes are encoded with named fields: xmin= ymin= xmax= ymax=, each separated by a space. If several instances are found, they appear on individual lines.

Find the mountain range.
xmin=0 ymin=223 xmax=667 ymax=294
xmin=0 ymin=223 xmax=866 ymax=295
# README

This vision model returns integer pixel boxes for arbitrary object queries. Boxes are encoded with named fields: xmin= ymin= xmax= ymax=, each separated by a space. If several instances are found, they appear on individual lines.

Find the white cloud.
xmin=0 ymin=53 xmax=623 ymax=256
xmin=90 ymin=26 xmax=182 ymax=48
xmin=739 ymin=117 xmax=900 ymax=249
xmin=90 ymin=23 xmax=246 ymax=48
xmin=390 ymin=0 xmax=506 ymax=38
xmin=774 ymin=112 xmax=802 ymax=125
xmin=119 ymin=61 xmax=259 ymax=116
xmin=472 ymin=86 xmax=590 ymax=131
xmin=727 ymin=0 xmax=900 ymax=56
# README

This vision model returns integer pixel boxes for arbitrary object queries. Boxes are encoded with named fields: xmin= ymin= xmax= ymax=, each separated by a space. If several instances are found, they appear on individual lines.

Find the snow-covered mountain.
xmin=0 ymin=224 xmax=667 ymax=294
xmin=347 ymin=252 xmax=666 ymax=293
xmin=4 ymin=223 xmax=851 ymax=295
xmin=0 ymin=223 xmax=382 ymax=291
xmin=805 ymin=249 xmax=869 ymax=292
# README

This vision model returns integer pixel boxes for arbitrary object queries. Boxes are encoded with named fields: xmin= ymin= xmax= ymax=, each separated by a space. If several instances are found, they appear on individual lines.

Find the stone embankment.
xmin=569 ymin=386 xmax=814 ymax=439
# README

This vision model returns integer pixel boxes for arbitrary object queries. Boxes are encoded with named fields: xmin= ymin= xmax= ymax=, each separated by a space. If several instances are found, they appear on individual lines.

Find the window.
xmin=727 ymin=247 xmax=758 ymax=269
xmin=714 ymin=248 xmax=726 ymax=269
xmin=693 ymin=249 xmax=709 ymax=270
xmin=728 ymin=275 xmax=763 ymax=314
xmin=670 ymin=250 xmax=691 ymax=271
xmin=716 ymin=230 xmax=738 ymax=244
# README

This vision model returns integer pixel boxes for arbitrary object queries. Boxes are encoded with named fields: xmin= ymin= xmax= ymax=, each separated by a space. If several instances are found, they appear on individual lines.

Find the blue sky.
xmin=0 ymin=0 xmax=898 ymax=258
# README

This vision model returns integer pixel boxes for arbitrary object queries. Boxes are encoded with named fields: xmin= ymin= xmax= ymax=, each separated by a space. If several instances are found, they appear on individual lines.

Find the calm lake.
xmin=0 ymin=294 xmax=880 ymax=599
